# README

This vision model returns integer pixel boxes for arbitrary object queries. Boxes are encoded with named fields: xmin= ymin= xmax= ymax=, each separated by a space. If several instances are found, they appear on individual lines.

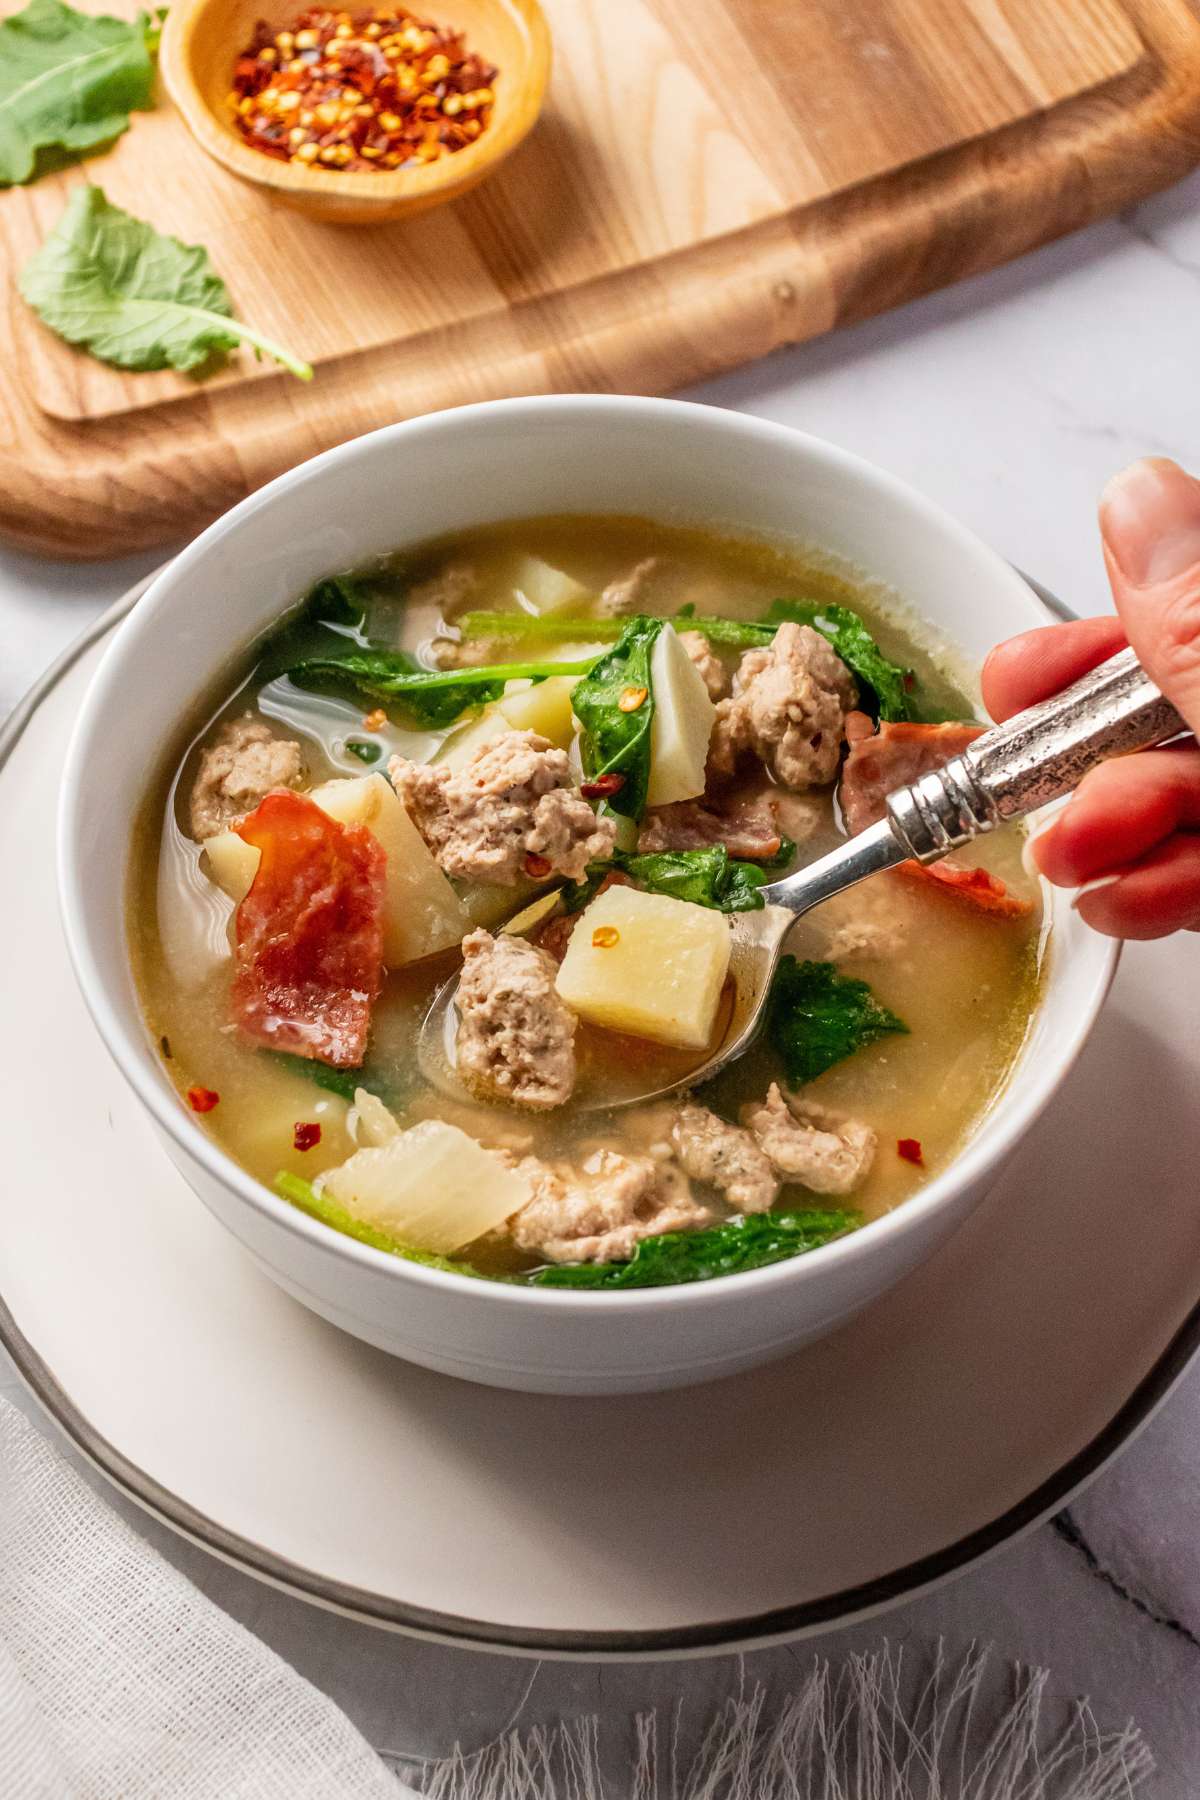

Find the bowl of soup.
xmin=58 ymin=396 xmax=1115 ymax=1394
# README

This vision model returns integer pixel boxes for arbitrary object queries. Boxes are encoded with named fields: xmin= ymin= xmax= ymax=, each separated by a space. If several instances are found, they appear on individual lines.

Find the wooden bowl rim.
xmin=159 ymin=0 xmax=552 ymax=208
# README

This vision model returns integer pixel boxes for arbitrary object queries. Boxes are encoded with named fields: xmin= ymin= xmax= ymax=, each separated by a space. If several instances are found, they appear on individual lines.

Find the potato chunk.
xmin=555 ymin=886 xmax=731 ymax=1050
xmin=321 ymin=1121 xmax=532 ymax=1254
xmin=202 ymin=829 xmax=261 ymax=904
xmin=645 ymin=624 xmax=717 ymax=808
xmin=308 ymin=775 xmax=470 ymax=966
xmin=498 ymin=675 xmax=579 ymax=747
xmin=512 ymin=554 xmax=591 ymax=615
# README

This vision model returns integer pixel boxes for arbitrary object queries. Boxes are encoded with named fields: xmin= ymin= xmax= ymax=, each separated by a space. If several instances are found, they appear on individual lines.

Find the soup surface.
xmin=131 ymin=516 xmax=1043 ymax=1288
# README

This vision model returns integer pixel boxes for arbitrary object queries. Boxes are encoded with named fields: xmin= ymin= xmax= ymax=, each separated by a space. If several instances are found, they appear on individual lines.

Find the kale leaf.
xmin=570 ymin=614 xmax=664 ymax=821
xmin=283 ymin=647 xmax=598 ymax=728
xmin=275 ymin=1173 xmax=493 ymax=1279
xmin=618 ymin=841 xmax=794 ymax=912
xmin=0 ymin=0 xmax=158 ymax=187
xmin=20 ymin=185 xmax=313 ymax=378
xmin=769 ymin=957 xmax=908 ymax=1087
xmin=766 ymin=600 xmax=913 ymax=722
xmin=533 ymin=1207 xmax=859 ymax=1288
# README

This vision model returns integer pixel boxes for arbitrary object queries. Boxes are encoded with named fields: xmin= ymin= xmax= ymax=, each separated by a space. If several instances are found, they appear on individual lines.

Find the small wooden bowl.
xmin=160 ymin=0 xmax=551 ymax=225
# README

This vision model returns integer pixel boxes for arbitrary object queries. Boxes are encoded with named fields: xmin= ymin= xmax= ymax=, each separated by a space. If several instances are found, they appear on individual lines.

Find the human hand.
xmin=982 ymin=457 xmax=1200 ymax=938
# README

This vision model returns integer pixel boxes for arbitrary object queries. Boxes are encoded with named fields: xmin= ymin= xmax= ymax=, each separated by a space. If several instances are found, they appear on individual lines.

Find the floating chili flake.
xmin=524 ymin=852 xmax=552 ymax=878
xmin=592 ymin=925 xmax=620 ymax=948
xmin=618 ymin=686 xmax=648 ymax=713
xmin=294 ymin=1121 xmax=322 ymax=1151
xmin=362 ymin=708 xmax=388 ymax=730
xmin=897 ymin=1137 xmax=923 ymax=1165
xmin=187 ymin=1085 xmax=220 ymax=1113
xmin=580 ymin=772 xmax=626 ymax=799
xmin=228 ymin=6 xmax=498 ymax=174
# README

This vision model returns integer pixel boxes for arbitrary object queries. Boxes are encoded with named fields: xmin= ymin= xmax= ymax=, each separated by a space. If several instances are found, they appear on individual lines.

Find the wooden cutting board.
xmin=4 ymin=0 xmax=1200 ymax=559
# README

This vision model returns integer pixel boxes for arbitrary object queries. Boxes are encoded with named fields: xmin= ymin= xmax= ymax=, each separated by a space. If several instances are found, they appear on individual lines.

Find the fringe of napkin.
xmin=413 ymin=1646 xmax=1152 ymax=1800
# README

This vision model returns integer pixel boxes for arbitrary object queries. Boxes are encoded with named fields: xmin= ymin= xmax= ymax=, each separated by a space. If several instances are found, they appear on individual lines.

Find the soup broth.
xmin=131 ymin=516 xmax=1042 ymax=1287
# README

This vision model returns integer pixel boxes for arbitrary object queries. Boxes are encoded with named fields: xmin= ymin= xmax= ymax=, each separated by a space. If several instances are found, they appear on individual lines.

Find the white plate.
xmin=6 ymin=598 xmax=1200 ymax=1658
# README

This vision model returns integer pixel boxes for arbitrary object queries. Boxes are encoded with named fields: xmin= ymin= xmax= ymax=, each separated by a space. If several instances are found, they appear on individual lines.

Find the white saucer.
xmin=5 ymin=596 xmax=1200 ymax=1659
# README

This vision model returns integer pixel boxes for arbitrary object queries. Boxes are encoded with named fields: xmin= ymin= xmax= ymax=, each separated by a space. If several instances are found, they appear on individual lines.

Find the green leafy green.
xmin=618 ymin=842 xmax=793 ymax=912
xmin=457 ymin=609 xmax=775 ymax=650
xmin=766 ymin=601 xmax=912 ymax=722
xmin=283 ymin=647 xmax=597 ymax=728
xmin=275 ymin=1173 xmax=493 ymax=1279
xmin=533 ymin=1207 xmax=859 ymax=1288
xmin=0 ymin=0 xmax=158 ymax=187
xmin=769 ymin=957 xmax=908 ymax=1087
xmin=267 ymin=1052 xmax=401 ymax=1106
xmin=570 ymin=615 xmax=664 ymax=822
xmin=345 ymin=740 xmax=382 ymax=765
xmin=19 ymin=185 xmax=313 ymax=378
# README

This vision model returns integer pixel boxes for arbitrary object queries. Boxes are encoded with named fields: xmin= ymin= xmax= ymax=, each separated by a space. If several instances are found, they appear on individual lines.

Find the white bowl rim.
xmin=56 ymin=393 xmax=1119 ymax=1313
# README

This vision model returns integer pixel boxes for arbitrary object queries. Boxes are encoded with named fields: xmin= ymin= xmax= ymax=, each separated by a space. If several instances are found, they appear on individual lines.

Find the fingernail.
xmin=1101 ymin=458 xmax=1200 ymax=586
xmin=1020 ymin=800 xmax=1067 ymax=880
xmin=1070 ymin=874 xmax=1122 ymax=910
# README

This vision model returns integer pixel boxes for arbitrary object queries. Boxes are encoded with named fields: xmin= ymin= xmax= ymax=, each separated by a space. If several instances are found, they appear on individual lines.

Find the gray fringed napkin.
xmin=0 ymin=1398 xmax=1152 ymax=1799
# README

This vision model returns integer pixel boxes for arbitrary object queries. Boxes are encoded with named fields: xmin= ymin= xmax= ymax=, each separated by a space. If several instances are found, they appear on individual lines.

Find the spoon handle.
xmin=887 ymin=646 xmax=1186 ymax=863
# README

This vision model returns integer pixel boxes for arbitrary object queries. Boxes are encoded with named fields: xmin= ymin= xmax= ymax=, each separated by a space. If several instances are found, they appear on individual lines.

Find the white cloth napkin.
xmin=0 ymin=1399 xmax=407 ymax=1800
xmin=0 ymin=1395 xmax=1155 ymax=1800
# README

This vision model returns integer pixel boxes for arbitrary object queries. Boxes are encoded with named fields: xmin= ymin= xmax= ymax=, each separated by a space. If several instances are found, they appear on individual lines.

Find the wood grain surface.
xmin=2 ymin=0 xmax=1200 ymax=557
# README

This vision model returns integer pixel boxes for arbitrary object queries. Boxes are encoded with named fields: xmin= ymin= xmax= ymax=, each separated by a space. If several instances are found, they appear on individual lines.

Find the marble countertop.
xmin=6 ymin=173 xmax=1200 ymax=1794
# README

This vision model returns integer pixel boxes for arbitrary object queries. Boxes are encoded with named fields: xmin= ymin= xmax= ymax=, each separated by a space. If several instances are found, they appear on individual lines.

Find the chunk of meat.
xmin=427 ymin=635 xmax=505 ymax=670
xmin=742 ymin=1083 xmax=876 ymax=1196
xmin=232 ymin=790 xmax=385 ymax=1068
xmin=598 ymin=557 xmax=660 ymax=616
xmin=638 ymin=791 xmax=784 ymax=861
xmin=455 ymin=929 xmax=577 ymax=1111
xmin=839 ymin=719 xmax=984 ymax=836
xmin=188 ymin=716 xmax=302 ymax=842
xmin=389 ymin=730 xmax=616 ymax=885
xmin=671 ymin=1102 xmax=778 ymax=1214
xmin=678 ymin=629 xmax=729 ymax=700
xmin=840 ymin=720 xmax=1033 ymax=918
xmin=709 ymin=622 xmax=857 ymax=791
xmin=409 ymin=562 xmax=476 ymax=620
xmin=509 ymin=1149 xmax=710 ymax=1265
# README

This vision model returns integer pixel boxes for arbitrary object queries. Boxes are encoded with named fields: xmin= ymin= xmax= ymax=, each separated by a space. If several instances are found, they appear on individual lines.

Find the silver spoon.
xmin=419 ymin=647 xmax=1184 ymax=1109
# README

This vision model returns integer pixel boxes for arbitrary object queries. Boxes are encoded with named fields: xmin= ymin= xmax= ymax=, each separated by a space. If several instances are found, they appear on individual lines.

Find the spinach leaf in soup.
xmin=621 ymin=842 xmax=795 ymax=913
xmin=570 ymin=615 xmax=664 ymax=822
xmin=769 ymin=957 xmax=908 ymax=1088
xmin=534 ymin=1207 xmax=860 ymax=1288
xmin=766 ymin=600 xmax=913 ymax=722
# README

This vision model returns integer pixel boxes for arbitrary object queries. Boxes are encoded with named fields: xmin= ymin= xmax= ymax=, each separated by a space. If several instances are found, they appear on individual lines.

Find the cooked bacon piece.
xmin=638 ymin=793 xmax=783 ymax=861
xmin=232 ymin=791 xmax=386 ymax=1068
xmin=839 ymin=720 xmax=1032 ymax=918
xmin=839 ymin=720 xmax=985 ymax=836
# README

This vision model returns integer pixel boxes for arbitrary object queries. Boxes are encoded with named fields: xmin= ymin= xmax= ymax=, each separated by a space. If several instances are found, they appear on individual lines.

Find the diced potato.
xmin=512 ymin=554 xmax=591 ymax=615
xmin=555 ymin=886 xmax=731 ymax=1050
xmin=645 ymin=624 xmax=716 ymax=808
xmin=497 ymin=675 xmax=579 ymax=748
xmin=321 ymin=1121 xmax=532 ymax=1254
xmin=353 ymin=1088 xmax=401 ymax=1147
xmin=308 ymin=775 xmax=470 ymax=966
xmin=202 ymin=829 xmax=261 ymax=904
xmin=433 ymin=707 xmax=514 ymax=773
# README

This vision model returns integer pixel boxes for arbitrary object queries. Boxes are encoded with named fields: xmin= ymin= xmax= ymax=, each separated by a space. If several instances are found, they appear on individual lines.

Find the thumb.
xmin=1100 ymin=457 xmax=1200 ymax=736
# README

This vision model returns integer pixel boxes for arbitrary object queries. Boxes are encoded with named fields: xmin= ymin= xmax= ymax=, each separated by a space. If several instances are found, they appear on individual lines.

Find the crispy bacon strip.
xmin=840 ymin=720 xmax=1033 ymax=919
xmin=232 ymin=790 xmax=386 ymax=1068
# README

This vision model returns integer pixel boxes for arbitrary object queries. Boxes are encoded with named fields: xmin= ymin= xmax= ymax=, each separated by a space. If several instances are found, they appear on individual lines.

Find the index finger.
xmin=981 ymin=617 xmax=1127 ymax=723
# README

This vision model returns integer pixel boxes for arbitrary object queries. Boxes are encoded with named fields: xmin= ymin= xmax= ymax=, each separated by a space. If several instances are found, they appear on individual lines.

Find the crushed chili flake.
xmin=580 ymin=772 xmax=626 ymax=799
xmin=523 ymin=852 xmax=552 ymax=878
xmin=293 ymin=1121 xmax=322 ymax=1151
xmin=618 ymin=686 xmax=648 ymax=713
xmin=362 ymin=707 xmax=387 ymax=730
xmin=160 ymin=1034 xmax=172 ymax=1059
xmin=229 ymin=6 xmax=498 ymax=173
xmin=187 ymin=1085 xmax=220 ymax=1113
xmin=897 ymin=1137 xmax=924 ymax=1165
xmin=592 ymin=925 xmax=620 ymax=948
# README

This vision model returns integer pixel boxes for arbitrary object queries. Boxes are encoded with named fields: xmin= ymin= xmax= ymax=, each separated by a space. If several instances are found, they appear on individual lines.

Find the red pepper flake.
xmin=580 ymin=772 xmax=626 ymax=799
xmin=524 ymin=852 xmax=552 ymax=878
xmin=618 ymin=686 xmax=648 ymax=713
xmin=897 ymin=1137 xmax=924 ymax=1165
xmin=187 ymin=1086 xmax=220 ymax=1113
xmin=362 ymin=707 xmax=387 ymax=731
xmin=592 ymin=925 xmax=620 ymax=948
xmin=293 ymin=1121 xmax=322 ymax=1152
